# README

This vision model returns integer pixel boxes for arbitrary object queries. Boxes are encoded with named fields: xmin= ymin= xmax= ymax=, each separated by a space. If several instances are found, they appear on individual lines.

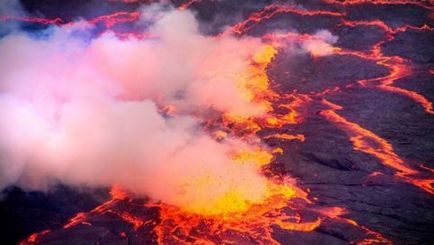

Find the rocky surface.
xmin=1 ymin=0 xmax=433 ymax=244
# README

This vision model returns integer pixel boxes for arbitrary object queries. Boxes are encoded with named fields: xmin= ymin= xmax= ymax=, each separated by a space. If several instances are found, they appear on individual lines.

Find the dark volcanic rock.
xmin=382 ymin=29 xmax=434 ymax=64
xmin=335 ymin=25 xmax=385 ymax=52
xmin=269 ymin=52 xmax=389 ymax=94
xmin=324 ymin=87 xmax=434 ymax=166
xmin=346 ymin=4 xmax=433 ymax=28
xmin=0 ymin=186 xmax=109 ymax=245
xmin=1 ymin=0 xmax=434 ymax=245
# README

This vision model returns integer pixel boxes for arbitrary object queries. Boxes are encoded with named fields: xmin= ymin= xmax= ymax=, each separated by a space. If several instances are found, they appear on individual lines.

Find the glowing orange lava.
xmin=11 ymin=0 xmax=434 ymax=244
xmin=152 ymin=181 xmax=320 ymax=244
xmin=229 ymin=4 xmax=343 ymax=35
xmin=321 ymin=99 xmax=434 ymax=194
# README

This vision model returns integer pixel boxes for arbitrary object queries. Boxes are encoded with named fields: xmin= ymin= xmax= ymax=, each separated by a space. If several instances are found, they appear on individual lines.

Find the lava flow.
xmin=17 ymin=37 xmax=324 ymax=245
xmin=320 ymin=99 xmax=434 ymax=194
xmin=2 ymin=0 xmax=434 ymax=245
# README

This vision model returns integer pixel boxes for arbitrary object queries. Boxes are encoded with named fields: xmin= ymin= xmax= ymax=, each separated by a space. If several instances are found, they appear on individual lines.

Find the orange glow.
xmin=317 ymin=207 xmax=392 ymax=244
xmin=335 ymin=19 xmax=434 ymax=115
xmin=63 ymin=213 xmax=89 ymax=229
xmin=321 ymin=99 xmax=434 ymax=194
xmin=221 ymin=44 xmax=277 ymax=134
xmin=18 ymin=230 xmax=50 ymax=245
xmin=272 ymin=147 xmax=284 ymax=154
xmin=252 ymin=44 xmax=277 ymax=64
xmin=229 ymin=4 xmax=343 ymax=35
xmin=0 ymin=16 xmax=63 ymax=25
xmin=110 ymin=184 xmax=129 ymax=200
xmin=264 ymin=133 xmax=305 ymax=142
xmin=222 ymin=113 xmax=262 ymax=135
xmin=178 ymin=0 xmax=202 ymax=10
xmin=232 ymin=148 xmax=274 ymax=167
xmin=322 ymin=0 xmax=430 ymax=10
xmin=37 ymin=178 xmax=321 ymax=244
xmin=238 ymin=44 xmax=276 ymax=106
xmin=15 ymin=2 xmax=434 ymax=244
xmin=118 ymin=212 xmax=149 ymax=230
xmin=152 ymin=178 xmax=319 ymax=244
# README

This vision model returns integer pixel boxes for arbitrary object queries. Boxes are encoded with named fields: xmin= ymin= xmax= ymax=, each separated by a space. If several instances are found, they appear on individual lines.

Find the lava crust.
xmin=0 ymin=0 xmax=433 ymax=244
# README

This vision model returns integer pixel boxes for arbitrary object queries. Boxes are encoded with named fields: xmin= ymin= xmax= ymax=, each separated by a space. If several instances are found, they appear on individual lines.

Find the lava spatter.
xmin=14 ymin=26 xmax=326 ymax=244
xmin=2 ymin=0 xmax=433 ymax=244
xmin=151 ymin=180 xmax=320 ymax=244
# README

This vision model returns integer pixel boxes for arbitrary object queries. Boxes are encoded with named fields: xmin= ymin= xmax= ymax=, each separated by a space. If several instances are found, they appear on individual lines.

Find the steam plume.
xmin=0 ymin=3 xmax=338 ymax=214
xmin=0 ymin=5 xmax=270 ymax=214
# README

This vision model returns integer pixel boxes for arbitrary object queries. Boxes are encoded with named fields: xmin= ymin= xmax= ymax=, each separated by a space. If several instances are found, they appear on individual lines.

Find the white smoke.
xmin=301 ymin=29 xmax=338 ymax=56
xmin=0 ymin=5 xmax=270 ymax=213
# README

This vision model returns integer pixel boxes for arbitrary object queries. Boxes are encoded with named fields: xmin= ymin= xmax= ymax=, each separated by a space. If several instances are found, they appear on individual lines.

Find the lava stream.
xmin=227 ymin=1 xmax=434 ymax=114
xmin=228 ymin=4 xmax=343 ymax=35
xmin=337 ymin=20 xmax=434 ymax=114
xmin=5 ymin=1 xmax=434 ymax=244
xmin=321 ymin=0 xmax=433 ymax=9
xmin=320 ymin=99 xmax=434 ymax=194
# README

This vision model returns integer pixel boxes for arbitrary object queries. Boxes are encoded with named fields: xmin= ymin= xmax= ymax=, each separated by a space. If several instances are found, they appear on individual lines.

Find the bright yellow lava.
xmin=174 ymin=44 xmax=288 ymax=217
xmin=235 ymin=44 xmax=277 ymax=116
xmin=232 ymin=148 xmax=274 ymax=167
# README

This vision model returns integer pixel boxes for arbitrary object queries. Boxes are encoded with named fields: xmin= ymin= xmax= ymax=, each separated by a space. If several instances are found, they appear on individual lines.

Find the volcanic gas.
xmin=0 ymin=0 xmax=433 ymax=244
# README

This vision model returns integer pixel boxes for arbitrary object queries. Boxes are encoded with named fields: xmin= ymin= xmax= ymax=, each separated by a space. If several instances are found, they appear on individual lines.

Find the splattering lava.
xmin=0 ymin=0 xmax=433 ymax=244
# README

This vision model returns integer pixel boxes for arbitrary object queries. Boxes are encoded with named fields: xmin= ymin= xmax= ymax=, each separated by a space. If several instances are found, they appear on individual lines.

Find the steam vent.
xmin=0 ymin=0 xmax=433 ymax=244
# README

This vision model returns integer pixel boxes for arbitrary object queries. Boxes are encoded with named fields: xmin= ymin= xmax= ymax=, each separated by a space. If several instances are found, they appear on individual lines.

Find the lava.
xmin=264 ymin=133 xmax=305 ymax=142
xmin=18 ymin=230 xmax=50 ymax=245
xmin=0 ymin=11 xmax=143 ymax=39
xmin=320 ymin=99 xmax=434 ymax=194
xmin=178 ymin=0 xmax=204 ymax=10
xmin=321 ymin=0 xmax=433 ymax=9
xmin=337 ymin=20 xmax=434 ymax=114
xmin=2 ymin=0 xmax=433 ymax=244
xmin=229 ymin=4 xmax=344 ymax=36
xmin=152 ymin=183 xmax=320 ymax=244
xmin=0 ymin=11 xmax=140 ymax=28
xmin=318 ymin=207 xmax=392 ymax=245
xmin=226 ymin=0 xmax=433 ymax=114
xmin=87 ymin=11 xmax=141 ymax=28
xmin=0 ymin=15 xmax=63 ymax=25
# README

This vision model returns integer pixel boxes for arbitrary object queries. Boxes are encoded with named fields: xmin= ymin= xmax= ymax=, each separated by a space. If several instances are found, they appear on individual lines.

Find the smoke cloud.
xmin=301 ymin=29 xmax=338 ymax=56
xmin=0 ymin=2 xmax=339 ymax=214
xmin=0 ymin=5 xmax=271 ymax=214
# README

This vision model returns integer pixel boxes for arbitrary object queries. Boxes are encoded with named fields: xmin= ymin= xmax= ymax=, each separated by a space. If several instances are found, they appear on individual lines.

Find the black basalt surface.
xmin=1 ymin=0 xmax=433 ymax=244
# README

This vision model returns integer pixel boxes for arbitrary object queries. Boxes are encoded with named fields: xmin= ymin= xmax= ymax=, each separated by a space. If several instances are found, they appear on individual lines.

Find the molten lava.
xmin=2 ymin=0 xmax=433 ymax=244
